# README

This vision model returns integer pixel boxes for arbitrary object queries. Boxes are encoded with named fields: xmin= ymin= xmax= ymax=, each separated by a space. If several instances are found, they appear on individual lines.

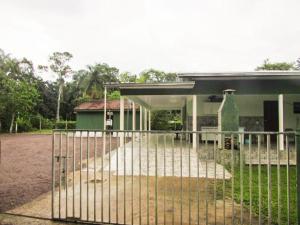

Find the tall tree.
xmin=256 ymin=59 xmax=295 ymax=71
xmin=296 ymin=58 xmax=300 ymax=70
xmin=85 ymin=63 xmax=119 ymax=99
xmin=138 ymin=69 xmax=177 ymax=83
xmin=119 ymin=72 xmax=137 ymax=83
xmin=39 ymin=52 xmax=73 ymax=121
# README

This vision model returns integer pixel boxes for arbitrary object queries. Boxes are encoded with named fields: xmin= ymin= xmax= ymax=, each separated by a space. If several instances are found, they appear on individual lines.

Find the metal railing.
xmin=52 ymin=130 xmax=299 ymax=225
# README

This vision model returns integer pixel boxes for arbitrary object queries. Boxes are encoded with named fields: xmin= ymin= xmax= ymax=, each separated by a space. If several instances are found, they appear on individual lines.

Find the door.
xmin=264 ymin=101 xmax=279 ymax=142
xmin=264 ymin=101 xmax=279 ymax=132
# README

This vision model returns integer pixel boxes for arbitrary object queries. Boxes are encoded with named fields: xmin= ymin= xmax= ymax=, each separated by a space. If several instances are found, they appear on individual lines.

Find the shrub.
xmin=30 ymin=115 xmax=54 ymax=130
xmin=17 ymin=117 xmax=33 ymax=132
xmin=55 ymin=121 xmax=76 ymax=129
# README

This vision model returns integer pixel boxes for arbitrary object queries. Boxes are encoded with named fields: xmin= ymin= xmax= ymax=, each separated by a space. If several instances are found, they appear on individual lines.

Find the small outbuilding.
xmin=74 ymin=99 xmax=140 ymax=130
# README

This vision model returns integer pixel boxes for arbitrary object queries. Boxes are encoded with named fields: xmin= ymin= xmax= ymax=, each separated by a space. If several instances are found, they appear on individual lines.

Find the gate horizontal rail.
xmin=52 ymin=130 xmax=299 ymax=225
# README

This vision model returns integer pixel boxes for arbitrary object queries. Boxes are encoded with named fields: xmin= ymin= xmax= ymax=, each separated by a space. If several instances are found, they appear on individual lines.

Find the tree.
xmin=84 ymin=63 xmax=119 ymax=99
xmin=1 ymin=76 xmax=39 ymax=133
xmin=119 ymin=72 xmax=137 ymax=83
xmin=138 ymin=69 xmax=177 ymax=83
xmin=296 ymin=58 xmax=300 ymax=70
xmin=39 ymin=52 xmax=73 ymax=122
xmin=256 ymin=59 xmax=295 ymax=71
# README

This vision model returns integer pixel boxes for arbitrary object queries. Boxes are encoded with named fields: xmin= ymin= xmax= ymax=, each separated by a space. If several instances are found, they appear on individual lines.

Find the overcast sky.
xmin=0 ymin=0 xmax=299 ymax=80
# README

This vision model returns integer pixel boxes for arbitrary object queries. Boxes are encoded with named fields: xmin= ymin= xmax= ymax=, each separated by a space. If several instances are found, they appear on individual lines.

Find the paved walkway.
xmin=100 ymin=135 xmax=231 ymax=179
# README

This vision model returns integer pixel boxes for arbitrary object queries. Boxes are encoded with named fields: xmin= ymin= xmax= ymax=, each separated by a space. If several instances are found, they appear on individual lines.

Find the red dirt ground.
xmin=0 ymin=134 xmax=119 ymax=213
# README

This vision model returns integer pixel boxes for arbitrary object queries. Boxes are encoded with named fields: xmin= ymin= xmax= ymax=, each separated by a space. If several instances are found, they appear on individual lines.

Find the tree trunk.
xmin=9 ymin=112 xmax=15 ymax=134
xmin=56 ymin=83 xmax=63 ymax=122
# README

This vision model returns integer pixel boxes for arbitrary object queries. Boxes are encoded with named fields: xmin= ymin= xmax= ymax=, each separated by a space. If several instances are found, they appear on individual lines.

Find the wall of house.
xmin=76 ymin=111 xmax=140 ymax=130
xmin=186 ymin=94 xmax=300 ymax=131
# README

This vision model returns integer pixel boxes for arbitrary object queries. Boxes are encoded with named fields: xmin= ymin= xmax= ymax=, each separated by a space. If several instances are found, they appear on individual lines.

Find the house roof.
xmin=74 ymin=99 xmax=139 ymax=112
xmin=178 ymin=71 xmax=300 ymax=80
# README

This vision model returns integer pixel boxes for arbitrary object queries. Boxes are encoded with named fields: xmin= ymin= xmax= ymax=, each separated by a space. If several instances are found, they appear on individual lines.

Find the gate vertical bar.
xmin=249 ymin=134 xmax=252 ymax=225
xmin=277 ymin=134 xmax=281 ymax=225
xmin=146 ymin=132 xmax=149 ymax=225
xmin=231 ymin=134 xmax=234 ymax=225
xmin=205 ymin=133 xmax=208 ymax=225
xmin=296 ymin=131 xmax=300 ymax=225
xmin=94 ymin=132 xmax=97 ymax=222
xmin=267 ymin=134 xmax=271 ymax=225
xmin=214 ymin=134 xmax=217 ymax=225
xmin=286 ymin=134 xmax=290 ymax=224
xmin=139 ymin=131 xmax=142 ymax=225
xmin=188 ymin=135 xmax=191 ymax=225
xmin=131 ymin=131 xmax=134 ymax=225
xmin=66 ymin=131 xmax=69 ymax=218
xmin=258 ymin=134 xmax=261 ymax=224
xmin=59 ymin=132 xmax=62 ymax=219
xmin=124 ymin=131 xmax=126 ymax=225
xmin=72 ymin=132 xmax=75 ymax=218
xmin=197 ymin=133 xmax=200 ymax=225
xmin=80 ymin=131 xmax=82 ymax=219
xmin=240 ymin=133 xmax=244 ymax=224
xmin=222 ymin=134 xmax=225 ymax=225
xmin=51 ymin=131 xmax=55 ymax=219
xmin=172 ymin=136 xmax=175 ymax=225
xmin=116 ymin=131 xmax=119 ymax=224
xmin=155 ymin=134 xmax=158 ymax=225
xmin=164 ymin=134 xmax=166 ymax=225
xmin=101 ymin=131 xmax=104 ymax=222
xmin=87 ymin=131 xmax=90 ymax=221
xmin=109 ymin=132 xmax=111 ymax=223
xmin=180 ymin=134 xmax=183 ymax=225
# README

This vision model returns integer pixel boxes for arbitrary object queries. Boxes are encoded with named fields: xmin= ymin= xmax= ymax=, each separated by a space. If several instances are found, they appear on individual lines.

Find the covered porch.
xmin=115 ymin=72 xmax=300 ymax=151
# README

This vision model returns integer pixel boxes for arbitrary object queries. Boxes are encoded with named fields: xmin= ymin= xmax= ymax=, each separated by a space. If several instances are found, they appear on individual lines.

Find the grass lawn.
xmin=28 ymin=129 xmax=53 ymax=134
xmin=218 ymin=164 xmax=297 ymax=225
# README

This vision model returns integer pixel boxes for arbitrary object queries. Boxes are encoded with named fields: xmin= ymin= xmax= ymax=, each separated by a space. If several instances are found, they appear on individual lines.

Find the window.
xmin=293 ymin=102 xmax=300 ymax=113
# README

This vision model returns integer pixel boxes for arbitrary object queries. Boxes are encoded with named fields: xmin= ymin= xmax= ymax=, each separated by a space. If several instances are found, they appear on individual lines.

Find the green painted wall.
xmin=76 ymin=110 xmax=140 ymax=130
xmin=76 ymin=112 xmax=104 ymax=129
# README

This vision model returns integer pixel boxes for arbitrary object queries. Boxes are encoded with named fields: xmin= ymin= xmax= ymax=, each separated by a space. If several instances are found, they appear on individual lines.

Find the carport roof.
xmin=178 ymin=71 xmax=300 ymax=80
xmin=75 ymin=99 xmax=139 ymax=112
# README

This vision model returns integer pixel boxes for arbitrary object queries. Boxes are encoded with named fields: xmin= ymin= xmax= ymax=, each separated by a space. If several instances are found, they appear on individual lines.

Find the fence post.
xmin=296 ymin=131 xmax=300 ymax=225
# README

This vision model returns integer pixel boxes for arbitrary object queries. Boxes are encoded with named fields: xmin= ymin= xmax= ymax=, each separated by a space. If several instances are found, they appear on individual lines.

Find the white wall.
xmin=186 ymin=94 xmax=300 ymax=130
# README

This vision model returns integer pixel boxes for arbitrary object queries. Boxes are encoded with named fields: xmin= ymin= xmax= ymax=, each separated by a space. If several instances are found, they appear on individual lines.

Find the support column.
xmin=144 ymin=108 xmax=147 ymax=131
xmin=279 ymin=94 xmax=284 ymax=150
xmin=132 ymin=102 xmax=136 ymax=131
xmin=148 ymin=110 xmax=151 ymax=131
xmin=103 ymin=86 xmax=107 ymax=130
xmin=120 ymin=96 xmax=124 ymax=146
xmin=192 ymin=95 xmax=197 ymax=150
xmin=140 ymin=106 xmax=143 ymax=131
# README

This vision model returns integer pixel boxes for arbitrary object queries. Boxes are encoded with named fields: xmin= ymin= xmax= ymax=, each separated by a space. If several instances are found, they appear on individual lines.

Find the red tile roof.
xmin=74 ymin=99 xmax=139 ymax=112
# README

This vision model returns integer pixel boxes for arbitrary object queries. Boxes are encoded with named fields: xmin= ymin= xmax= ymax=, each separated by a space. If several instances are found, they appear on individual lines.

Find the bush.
xmin=30 ymin=115 xmax=54 ymax=130
xmin=55 ymin=121 xmax=76 ymax=129
xmin=17 ymin=117 xmax=33 ymax=132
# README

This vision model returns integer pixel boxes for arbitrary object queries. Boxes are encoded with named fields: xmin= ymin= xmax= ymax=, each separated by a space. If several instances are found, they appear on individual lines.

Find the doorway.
xmin=264 ymin=101 xmax=279 ymax=142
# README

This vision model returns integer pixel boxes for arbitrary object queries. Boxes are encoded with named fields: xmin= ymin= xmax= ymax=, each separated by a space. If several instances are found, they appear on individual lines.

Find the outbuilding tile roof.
xmin=74 ymin=99 xmax=139 ymax=112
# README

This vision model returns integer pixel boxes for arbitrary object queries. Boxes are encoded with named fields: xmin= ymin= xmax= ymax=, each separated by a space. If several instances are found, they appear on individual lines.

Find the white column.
xmin=279 ymin=94 xmax=284 ymax=150
xmin=132 ymin=102 xmax=136 ymax=131
xmin=192 ymin=95 xmax=197 ymax=150
xmin=144 ymin=108 xmax=148 ymax=131
xmin=120 ymin=96 xmax=124 ymax=146
xmin=103 ymin=86 xmax=107 ymax=130
xmin=140 ymin=106 xmax=143 ymax=131
xmin=148 ymin=110 xmax=151 ymax=131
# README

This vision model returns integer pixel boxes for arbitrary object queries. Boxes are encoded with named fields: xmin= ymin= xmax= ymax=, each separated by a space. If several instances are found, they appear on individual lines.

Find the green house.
xmin=75 ymin=100 xmax=140 ymax=130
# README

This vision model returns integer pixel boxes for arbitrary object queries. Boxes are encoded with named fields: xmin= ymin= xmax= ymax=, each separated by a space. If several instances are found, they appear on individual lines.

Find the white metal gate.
xmin=52 ymin=130 xmax=299 ymax=224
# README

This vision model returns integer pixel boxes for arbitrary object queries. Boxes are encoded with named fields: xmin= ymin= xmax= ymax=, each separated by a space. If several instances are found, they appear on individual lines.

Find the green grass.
xmin=27 ymin=129 xmax=52 ymax=134
xmin=218 ymin=164 xmax=297 ymax=225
